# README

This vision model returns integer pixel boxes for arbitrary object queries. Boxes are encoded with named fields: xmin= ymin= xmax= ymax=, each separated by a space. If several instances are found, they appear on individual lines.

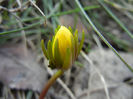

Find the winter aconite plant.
xmin=39 ymin=26 xmax=84 ymax=99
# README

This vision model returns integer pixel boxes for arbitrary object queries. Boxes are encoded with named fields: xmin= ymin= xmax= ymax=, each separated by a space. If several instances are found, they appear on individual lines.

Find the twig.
xmin=16 ymin=0 xmax=22 ymax=8
xmin=29 ymin=0 xmax=46 ymax=25
xmin=0 ymin=6 xmax=27 ymax=26
xmin=0 ymin=1 xmax=29 ymax=12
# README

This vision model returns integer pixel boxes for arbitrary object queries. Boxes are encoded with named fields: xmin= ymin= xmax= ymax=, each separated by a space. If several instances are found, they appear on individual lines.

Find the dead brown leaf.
xmin=0 ymin=44 xmax=47 ymax=92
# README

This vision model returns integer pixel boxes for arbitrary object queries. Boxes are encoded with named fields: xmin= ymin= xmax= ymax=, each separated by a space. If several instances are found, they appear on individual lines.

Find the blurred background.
xmin=0 ymin=0 xmax=133 ymax=99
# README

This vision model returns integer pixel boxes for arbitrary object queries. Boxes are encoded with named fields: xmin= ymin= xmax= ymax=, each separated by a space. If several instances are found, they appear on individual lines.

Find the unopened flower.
xmin=41 ymin=26 xmax=84 ymax=70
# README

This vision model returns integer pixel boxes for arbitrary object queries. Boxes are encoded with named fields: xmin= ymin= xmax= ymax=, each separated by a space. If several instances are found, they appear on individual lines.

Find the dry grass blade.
xmin=81 ymin=51 xmax=110 ymax=99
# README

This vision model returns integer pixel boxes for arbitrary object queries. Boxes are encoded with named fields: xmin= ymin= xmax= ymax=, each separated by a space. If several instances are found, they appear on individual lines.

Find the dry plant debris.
xmin=0 ymin=44 xmax=47 ymax=92
xmin=74 ymin=48 xmax=133 ymax=99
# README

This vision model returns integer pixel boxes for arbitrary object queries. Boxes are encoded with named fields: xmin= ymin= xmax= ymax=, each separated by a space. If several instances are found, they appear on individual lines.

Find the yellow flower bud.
xmin=52 ymin=26 xmax=73 ymax=62
xmin=41 ymin=25 xmax=84 ymax=70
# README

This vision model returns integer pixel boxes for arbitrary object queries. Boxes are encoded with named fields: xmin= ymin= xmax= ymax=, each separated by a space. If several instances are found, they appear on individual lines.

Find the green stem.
xmin=39 ymin=69 xmax=64 ymax=99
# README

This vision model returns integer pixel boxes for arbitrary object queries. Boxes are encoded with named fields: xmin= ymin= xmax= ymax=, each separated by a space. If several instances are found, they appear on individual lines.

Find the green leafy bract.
xmin=54 ymin=39 xmax=63 ymax=68
xmin=62 ymin=48 xmax=72 ymax=70
xmin=41 ymin=40 xmax=49 ymax=59
xmin=78 ymin=30 xmax=85 ymax=55
xmin=74 ymin=29 xmax=78 ymax=58
xmin=55 ymin=25 xmax=61 ymax=34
